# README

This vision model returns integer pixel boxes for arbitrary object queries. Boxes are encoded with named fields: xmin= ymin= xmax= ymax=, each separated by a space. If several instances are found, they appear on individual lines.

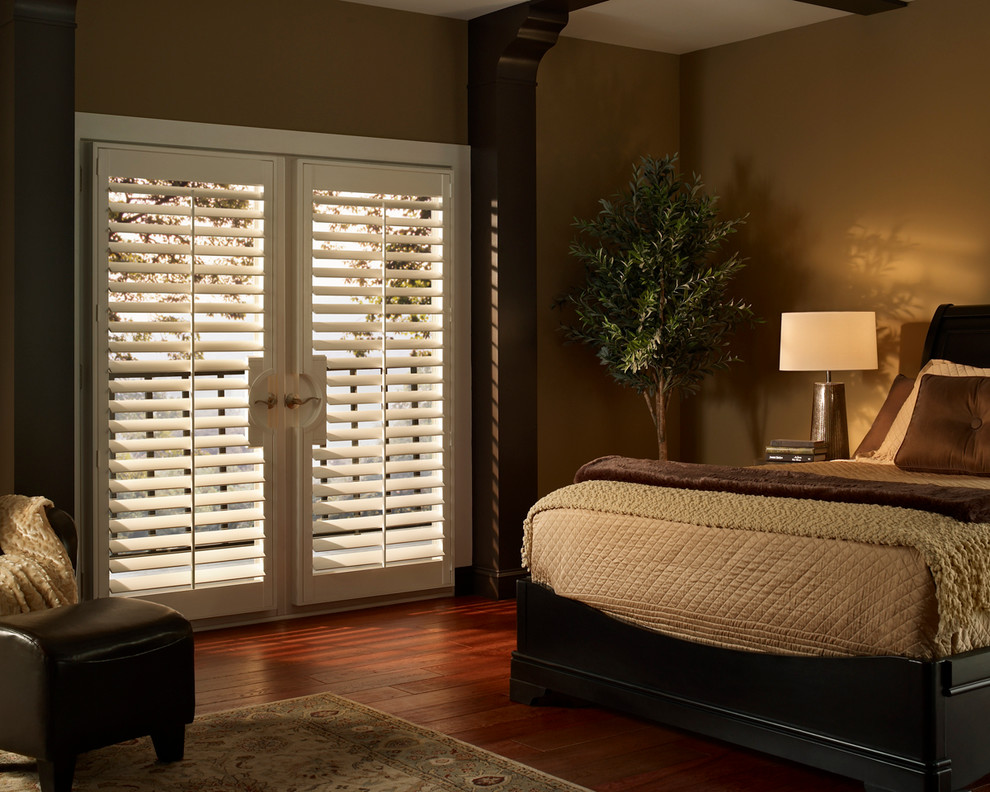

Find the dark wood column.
xmin=467 ymin=1 xmax=569 ymax=598
xmin=0 ymin=0 xmax=78 ymax=511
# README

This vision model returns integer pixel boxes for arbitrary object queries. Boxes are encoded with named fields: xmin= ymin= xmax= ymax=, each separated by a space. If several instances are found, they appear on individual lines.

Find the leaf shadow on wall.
xmin=680 ymin=159 xmax=812 ymax=463
xmin=833 ymin=223 xmax=924 ymax=432
xmin=681 ymin=160 xmax=923 ymax=463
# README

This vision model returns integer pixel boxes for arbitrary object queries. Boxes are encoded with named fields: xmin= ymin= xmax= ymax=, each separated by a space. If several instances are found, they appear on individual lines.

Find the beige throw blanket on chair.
xmin=0 ymin=494 xmax=79 ymax=615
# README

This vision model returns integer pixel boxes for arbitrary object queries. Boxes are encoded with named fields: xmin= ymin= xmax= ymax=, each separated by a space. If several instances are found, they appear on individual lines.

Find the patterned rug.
xmin=0 ymin=692 xmax=590 ymax=792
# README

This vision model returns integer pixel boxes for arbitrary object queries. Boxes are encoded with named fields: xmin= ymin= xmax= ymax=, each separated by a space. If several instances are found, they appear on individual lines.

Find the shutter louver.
xmin=104 ymin=167 xmax=268 ymax=598
xmin=308 ymin=169 xmax=447 ymax=576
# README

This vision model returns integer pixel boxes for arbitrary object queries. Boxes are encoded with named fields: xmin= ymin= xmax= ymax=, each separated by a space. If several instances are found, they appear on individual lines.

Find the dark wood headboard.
xmin=921 ymin=304 xmax=990 ymax=368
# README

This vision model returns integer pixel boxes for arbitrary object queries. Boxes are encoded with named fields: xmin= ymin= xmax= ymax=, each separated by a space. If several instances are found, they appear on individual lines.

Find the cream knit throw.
xmin=0 ymin=495 xmax=79 ymax=615
xmin=523 ymin=480 xmax=990 ymax=657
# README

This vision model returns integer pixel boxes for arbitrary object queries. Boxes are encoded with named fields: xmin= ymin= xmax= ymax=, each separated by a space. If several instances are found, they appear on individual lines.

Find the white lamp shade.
xmin=779 ymin=311 xmax=878 ymax=372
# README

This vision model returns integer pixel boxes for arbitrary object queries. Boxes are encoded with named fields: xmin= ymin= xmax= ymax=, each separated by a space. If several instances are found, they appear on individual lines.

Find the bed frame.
xmin=510 ymin=304 xmax=990 ymax=792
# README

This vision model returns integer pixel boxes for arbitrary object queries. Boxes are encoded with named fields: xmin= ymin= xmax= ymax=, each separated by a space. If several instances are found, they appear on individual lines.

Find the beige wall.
xmin=536 ymin=37 xmax=680 ymax=493
xmin=677 ymin=0 xmax=990 ymax=465
xmin=75 ymin=0 xmax=468 ymax=144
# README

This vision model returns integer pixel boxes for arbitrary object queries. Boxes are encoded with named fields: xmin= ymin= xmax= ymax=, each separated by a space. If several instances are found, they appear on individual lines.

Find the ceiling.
xmin=342 ymin=0 xmax=857 ymax=54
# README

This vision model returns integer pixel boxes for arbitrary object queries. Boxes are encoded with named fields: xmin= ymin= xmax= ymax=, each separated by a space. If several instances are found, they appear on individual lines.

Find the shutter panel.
xmin=101 ymin=150 xmax=271 ymax=602
xmin=306 ymin=165 xmax=448 ymax=580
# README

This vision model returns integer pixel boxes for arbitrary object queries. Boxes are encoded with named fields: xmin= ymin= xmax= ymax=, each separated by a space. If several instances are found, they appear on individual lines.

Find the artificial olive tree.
xmin=558 ymin=155 xmax=756 ymax=460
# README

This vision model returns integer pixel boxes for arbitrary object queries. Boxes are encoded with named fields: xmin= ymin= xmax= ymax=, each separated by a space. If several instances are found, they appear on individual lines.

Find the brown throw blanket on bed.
xmin=576 ymin=456 xmax=990 ymax=523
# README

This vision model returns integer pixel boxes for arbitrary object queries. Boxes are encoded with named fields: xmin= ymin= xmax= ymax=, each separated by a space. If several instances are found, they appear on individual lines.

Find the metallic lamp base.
xmin=811 ymin=381 xmax=848 ymax=460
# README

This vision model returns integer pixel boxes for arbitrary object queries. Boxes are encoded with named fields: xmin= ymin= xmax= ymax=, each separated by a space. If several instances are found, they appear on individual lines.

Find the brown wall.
xmin=678 ymin=0 xmax=990 ymax=465
xmin=1 ymin=1 xmax=468 ymax=494
xmin=0 ymin=5 xmax=462 ymax=498
xmin=12 ymin=0 xmax=983 ymax=496
xmin=534 ymin=0 xmax=990 ymax=478
xmin=75 ymin=0 xmax=468 ymax=144
xmin=1 ymin=12 xmax=13 ymax=492
xmin=536 ymin=36 xmax=680 ymax=493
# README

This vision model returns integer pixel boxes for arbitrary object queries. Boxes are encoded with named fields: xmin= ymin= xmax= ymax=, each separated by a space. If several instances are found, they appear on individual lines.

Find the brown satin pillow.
xmin=853 ymin=374 xmax=914 ymax=458
xmin=895 ymin=375 xmax=990 ymax=476
xmin=874 ymin=360 xmax=990 ymax=462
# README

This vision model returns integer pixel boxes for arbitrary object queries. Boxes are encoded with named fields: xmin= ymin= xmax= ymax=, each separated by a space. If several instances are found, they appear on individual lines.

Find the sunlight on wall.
xmin=679 ymin=0 xmax=990 ymax=465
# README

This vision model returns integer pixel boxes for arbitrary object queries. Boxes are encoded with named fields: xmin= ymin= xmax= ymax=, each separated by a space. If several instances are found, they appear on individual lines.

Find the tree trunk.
xmin=644 ymin=387 xmax=669 ymax=461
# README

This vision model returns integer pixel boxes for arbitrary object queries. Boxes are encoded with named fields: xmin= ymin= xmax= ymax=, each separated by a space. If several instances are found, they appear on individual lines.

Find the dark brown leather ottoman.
xmin=0 ymin=597 xmax=195 ymax=792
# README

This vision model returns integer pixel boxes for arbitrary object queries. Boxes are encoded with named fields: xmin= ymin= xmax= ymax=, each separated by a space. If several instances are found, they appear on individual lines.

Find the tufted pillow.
xmin=894 ymin=375 xmax=990 ymax=476
xmin=873 ymin=360 xmax=990 ymax=462
xmin=854 ymin=374 xmax=914 ymax=459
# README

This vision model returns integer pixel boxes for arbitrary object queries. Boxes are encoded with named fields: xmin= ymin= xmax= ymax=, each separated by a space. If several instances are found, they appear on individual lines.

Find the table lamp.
xmin=779 ymin=311 xmax=878 ymax=460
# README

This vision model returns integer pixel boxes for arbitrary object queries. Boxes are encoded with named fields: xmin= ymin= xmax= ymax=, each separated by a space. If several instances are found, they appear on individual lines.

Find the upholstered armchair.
xmin=0 ymin=498 xmax=195 ymax=792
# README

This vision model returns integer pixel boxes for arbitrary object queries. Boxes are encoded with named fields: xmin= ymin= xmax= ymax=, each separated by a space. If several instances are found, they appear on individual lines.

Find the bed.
xmin=510 ymin=303 xmax=990 ymax=792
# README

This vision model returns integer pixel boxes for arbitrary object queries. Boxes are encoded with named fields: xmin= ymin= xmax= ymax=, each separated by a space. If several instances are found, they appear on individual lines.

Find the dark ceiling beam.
xmin=795 ymin=0 xmax=907 ymax=14
xmin=572 ymin=0 xmax=907 ymax=15
xmin=566 ymin=0 xmax=608 ymax=9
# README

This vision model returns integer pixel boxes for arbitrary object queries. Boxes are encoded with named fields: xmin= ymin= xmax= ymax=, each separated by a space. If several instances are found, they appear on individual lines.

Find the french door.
xmin=295 ymin=161 xmax=450 ymax=605
xmin=92 ymin=144 xmax=454 ymax=621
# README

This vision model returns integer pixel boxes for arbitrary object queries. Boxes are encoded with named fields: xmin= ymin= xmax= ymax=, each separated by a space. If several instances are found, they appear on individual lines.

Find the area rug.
xmin=0 ymin=692 xmax=590 ymax=792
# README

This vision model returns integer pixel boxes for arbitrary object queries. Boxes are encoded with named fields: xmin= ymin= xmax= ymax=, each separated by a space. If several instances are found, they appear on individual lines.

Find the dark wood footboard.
xmin=510 ymin=579 xmax=990 ymax=792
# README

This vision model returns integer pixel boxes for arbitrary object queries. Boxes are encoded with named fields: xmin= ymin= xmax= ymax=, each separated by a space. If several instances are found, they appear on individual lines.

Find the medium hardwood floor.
xmin=194 ymin=596 xmax=988 ymax=792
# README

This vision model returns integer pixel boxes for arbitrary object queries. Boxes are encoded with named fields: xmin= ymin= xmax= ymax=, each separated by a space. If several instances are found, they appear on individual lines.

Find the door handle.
xmin=285 ymin=393 xmax=320 ymax=409
xmin=248 ymin=358 xmax=327 ymax=444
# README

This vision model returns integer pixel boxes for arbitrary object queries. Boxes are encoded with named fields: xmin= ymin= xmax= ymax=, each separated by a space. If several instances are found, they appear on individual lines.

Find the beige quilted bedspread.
xmin=523 ymin=479 xmax=990 ymax=659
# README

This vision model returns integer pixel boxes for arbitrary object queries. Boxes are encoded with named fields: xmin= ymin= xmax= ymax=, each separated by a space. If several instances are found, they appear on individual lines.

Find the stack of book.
xmin=764 ymin=439 xmax=828 ymax=463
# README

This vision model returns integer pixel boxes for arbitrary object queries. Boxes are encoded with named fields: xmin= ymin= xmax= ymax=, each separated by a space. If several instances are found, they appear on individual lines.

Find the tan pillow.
xmin=895 ymin=375 xmax=990 ymax=476
xmin=873 ymin=360 xmax=990 ymax=462
xmin=853 ymin=374 xmax=914 ymax=459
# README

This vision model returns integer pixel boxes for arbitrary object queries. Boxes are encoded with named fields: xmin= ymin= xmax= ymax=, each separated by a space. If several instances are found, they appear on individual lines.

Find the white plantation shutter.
xmin=97 ymin=147 xmax=274 ymax=614
xmin=303 ymin=162 xmax=450 ymax=597
xmin=88 ymin=126 xmax=464 ymax=619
